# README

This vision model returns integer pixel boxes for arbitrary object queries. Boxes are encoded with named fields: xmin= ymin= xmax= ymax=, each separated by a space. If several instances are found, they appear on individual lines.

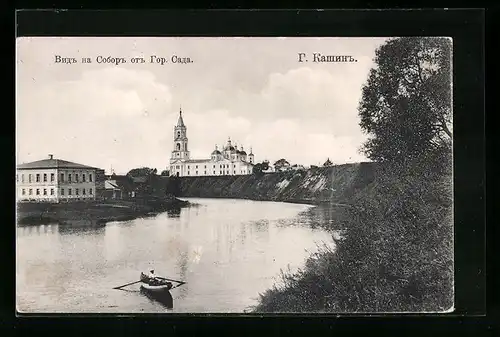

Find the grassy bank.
xmin=252 ymin=158 xmax=453 ymax=313
xmin=16 ymin=196 xmax=189 ymax=226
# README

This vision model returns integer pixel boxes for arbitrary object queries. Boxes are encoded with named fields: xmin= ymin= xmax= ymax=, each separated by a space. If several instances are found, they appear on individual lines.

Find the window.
xmin=36 ymin=189 xmax=40 ymax=195
xmin=213 ymin=165 xmax=215 ymax=168
xmin=68 ymin=188 xmax=72 ymax=195
xmin=50 ymin=173 xmax=55 ymax=182
xmin=43 ymin=174 xmax=47 ymax=182
xmin=60 ymin=173 xmax=64 ymax=182
xmin=43 ymin=189 xmax=47 ymax=195
xmin=188 ymin=165 xmax=190 ymax=169
xmin=204 ymin=171 xmax=206 ymax=175
xmin=75 ymin=174 xmax=79 ymax=182
xmin=76 ymin=188 xmax=79 ymax=196
xmin=177 ymin=131 xmax=180 ymax=138
xmin=187 ymin=171 xmax=190 ymax=175
xmin=204 ymin=165 xmax=207 ymax=169
xmin=16 ymin=174 xmax=18 ymax=183
xmin=82 ymin=174 xmax=86 ymax=182
xmin=196 ymin=165 xmax=198 ymax=169
xmin=22 ymin=174 xmax=25 ymax=182
xmin=61 ymin=188 xmax=65 ymax=196
xmin=234 ymin=165 xmax=236 ymax=168
xmin=89 ymin=188 xmax=93 ymax=195
xmin=82 ymin=188 xmax=86 ymax=195
xmin=36 ymin=174 xmax=40 ymax=182
xmin=176 ymin=165 xmax=180 ymax=169
xmin=50 ymin=189 xmax=54 ymax=195
xmin=196 ymin=171 xmax=198 ymax=175
xmin=176 ymin=143 xmax=181 ymax=151
xmin=29 ymin=174 xmax=32 ymax=183
xmin=68 ymin=174 xmax=72 ymax=182
xmin=89 ymin=174 xmax=92 ymax=182
xmin=22 ymin=189 xmax=25 ymax=195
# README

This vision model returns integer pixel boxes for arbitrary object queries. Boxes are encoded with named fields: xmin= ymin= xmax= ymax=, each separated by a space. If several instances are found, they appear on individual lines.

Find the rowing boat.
xmin=140 ymin=272 xmax=173 ymax=291
xmin=139 ymin=272 xmax=174 ymax=308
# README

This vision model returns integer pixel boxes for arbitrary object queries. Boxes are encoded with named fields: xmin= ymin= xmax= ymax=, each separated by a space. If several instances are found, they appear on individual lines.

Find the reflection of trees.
xmin=167 ymin=207 xmax=181 ymax=218
xmin=174 ymin=241 xmax=189 ymax=299
xmin=58 ymin=221 xmax=106 ymax=236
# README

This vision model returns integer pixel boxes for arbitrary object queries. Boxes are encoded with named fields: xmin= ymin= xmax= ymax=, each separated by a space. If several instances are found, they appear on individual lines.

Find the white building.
xmin=16 ymin=154 xmax=102 ymax=202
xmin=169 ymin=109 xmax=255 ymax=177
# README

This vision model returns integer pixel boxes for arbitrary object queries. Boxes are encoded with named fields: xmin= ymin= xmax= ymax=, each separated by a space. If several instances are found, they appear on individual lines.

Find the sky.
xmin=16 ymin=37 xmax=389 ymax=174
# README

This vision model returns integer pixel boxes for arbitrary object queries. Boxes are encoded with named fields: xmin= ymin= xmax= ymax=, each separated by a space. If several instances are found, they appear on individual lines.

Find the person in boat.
xmin=148 ymin=270 xmax=156 ymax=280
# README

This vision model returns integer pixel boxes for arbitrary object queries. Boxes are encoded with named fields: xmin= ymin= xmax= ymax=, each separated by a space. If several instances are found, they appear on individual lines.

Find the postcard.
xmin=16 ymin=36 xmax=453 ymax=314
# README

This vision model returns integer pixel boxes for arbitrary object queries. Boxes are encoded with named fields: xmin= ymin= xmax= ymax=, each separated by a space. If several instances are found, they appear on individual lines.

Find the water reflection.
xmin=17 ymin=198 xmax=339 ymax=313
xmin=58 ymin=221 xmax=106 ymax=236
xmin=18 ymin=223 xmax=58 ymax=236
xmin=166 ymin=207 xmax=181 ymax=218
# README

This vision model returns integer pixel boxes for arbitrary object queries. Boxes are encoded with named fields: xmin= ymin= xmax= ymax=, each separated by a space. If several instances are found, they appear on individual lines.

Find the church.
xmin=169 ymin=109 xmax=255 ymax=177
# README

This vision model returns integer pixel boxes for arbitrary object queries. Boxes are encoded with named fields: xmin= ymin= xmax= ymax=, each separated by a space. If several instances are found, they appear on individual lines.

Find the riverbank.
xmin=251 ymin=159 xmax=454 ymax=313
xmin=176 ymin=162 xmax=376 ymax=205
xmin=16 ymin=196 xmax=189 ymax=226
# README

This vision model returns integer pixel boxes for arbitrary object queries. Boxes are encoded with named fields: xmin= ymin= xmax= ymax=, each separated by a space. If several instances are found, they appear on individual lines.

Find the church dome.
xmin=212 ymin=149 xmax=221 ymax=155
xmin=239 ymin=150 xmax=247 ymax=155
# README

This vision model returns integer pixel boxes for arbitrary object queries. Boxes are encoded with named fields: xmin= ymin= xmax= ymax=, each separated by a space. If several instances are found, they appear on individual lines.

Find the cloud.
xmin=16 ymin=67 xmax=175 ymax=172
xmin=16 ymin=37 xmax=386 ymax=173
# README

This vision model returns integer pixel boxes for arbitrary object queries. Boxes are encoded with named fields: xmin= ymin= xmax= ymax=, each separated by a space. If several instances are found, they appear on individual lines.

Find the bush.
xmin=252 ymin=156 xmax=453 ymax=313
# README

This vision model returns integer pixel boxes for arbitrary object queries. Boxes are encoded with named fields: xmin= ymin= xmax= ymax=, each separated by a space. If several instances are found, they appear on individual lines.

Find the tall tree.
xmin=126 ymin=167 xmax=157 ymax=178
xmin=273 ymin=159 xmax=290 ymax=171
xmin=358 ymin=37 xmax=452 ymax=163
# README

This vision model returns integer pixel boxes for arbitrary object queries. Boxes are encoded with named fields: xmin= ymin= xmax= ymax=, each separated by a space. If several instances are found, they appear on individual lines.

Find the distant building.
xmin=16 ymin=154 xmax=103 ymax=203
xmin=274 ymin=159 xmax=291 ymax=172
xmin=291 ymin=164 xmax=306 ymax=171
xmin=104 ymin=179 xmax=124 ymax=200
xmin=261 ymin=160 xmax=275 ymax=173
xmin=169 ymin=108 xmax=255 ymax=177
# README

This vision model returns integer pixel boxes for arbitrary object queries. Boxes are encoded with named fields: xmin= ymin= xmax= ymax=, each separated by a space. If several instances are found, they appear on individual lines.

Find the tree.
xmin=323 ymin=158 xmax=333 ymax=167
xmin=252 ymin=163 xmax=264 ymax=175
xmin=161 ymin=170 xmax=170 ymax=176
xmin=358 ymin=37 xmax=452 ymax=164
xmin=262 ymin=160 xmax=270 ymax=171
xmin=126 ymin=167 xmax=157 ymax=178
xmin=274 ymin=159 xmax=290 ymax=171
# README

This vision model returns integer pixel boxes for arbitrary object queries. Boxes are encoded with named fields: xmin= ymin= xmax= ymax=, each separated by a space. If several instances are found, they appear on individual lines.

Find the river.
xmin=16 ymin=198 xmax=338 ymax=313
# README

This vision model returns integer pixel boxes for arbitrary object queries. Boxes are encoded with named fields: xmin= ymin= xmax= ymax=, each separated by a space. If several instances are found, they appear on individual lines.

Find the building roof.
xmin=105 ymin=180 xmax=121 ymax=190
xmin=17 ymin=157 xmax=100 ymax=170
xmin=176 ymin=109 xmax=185 ymax=127
xmin=211 ymin=150 xmax=222 ymax=155
xmin=185 ymin=159 xmax=212 ymax=163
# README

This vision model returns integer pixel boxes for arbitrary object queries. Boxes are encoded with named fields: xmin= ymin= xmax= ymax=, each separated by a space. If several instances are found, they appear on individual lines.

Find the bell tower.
xmin=171 ymin=107 xmax=190 ymax=161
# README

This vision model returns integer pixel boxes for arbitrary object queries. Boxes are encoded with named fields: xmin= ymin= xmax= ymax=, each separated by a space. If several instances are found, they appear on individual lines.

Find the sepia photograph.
xmin=15 ymin=36 xmax=453 ymax=314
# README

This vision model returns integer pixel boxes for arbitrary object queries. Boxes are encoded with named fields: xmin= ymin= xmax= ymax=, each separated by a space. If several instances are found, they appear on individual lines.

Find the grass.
xmin=251 ymin=157 xmax=453 ymax=313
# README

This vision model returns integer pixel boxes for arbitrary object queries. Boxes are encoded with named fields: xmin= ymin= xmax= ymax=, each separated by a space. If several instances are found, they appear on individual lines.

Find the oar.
xmin=113 ymin=280 xmax=142 ymax=290
xmin=171 ymin=282 xmax=186 ymax=289
xmin=156 ymin=276 xmax=186 ymax=284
